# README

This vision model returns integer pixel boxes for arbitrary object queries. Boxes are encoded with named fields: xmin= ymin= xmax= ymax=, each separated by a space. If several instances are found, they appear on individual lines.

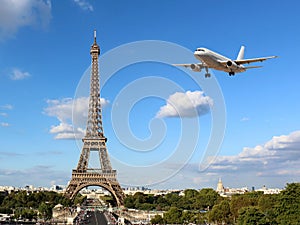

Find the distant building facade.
xmin=215 ymin=178 xmax=282 ymax=197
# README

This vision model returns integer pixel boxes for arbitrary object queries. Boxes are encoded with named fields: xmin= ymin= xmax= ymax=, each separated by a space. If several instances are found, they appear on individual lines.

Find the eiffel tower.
xmin=65 ymin=31 xmax=124 ymax=207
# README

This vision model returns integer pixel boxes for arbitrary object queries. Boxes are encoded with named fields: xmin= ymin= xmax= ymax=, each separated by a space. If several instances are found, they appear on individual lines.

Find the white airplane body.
xmin=174 ymin=46 xmax=277 ymax=78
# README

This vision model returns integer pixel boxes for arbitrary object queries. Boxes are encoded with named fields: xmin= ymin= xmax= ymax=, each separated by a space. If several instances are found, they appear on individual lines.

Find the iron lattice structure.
xmin=65 ymin=32 xmax=124 ymax=207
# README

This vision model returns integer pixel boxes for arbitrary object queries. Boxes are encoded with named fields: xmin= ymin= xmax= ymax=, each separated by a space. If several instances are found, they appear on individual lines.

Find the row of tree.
xmin=1 ymin=183 xmax=299 ymax=223
xmin=124 ymin=188 xmax=220 ymax=211
xmin=124 ymin=183 xmax=300 ymax=225
xmin=0 ymin=191 xmax=85 ymax=220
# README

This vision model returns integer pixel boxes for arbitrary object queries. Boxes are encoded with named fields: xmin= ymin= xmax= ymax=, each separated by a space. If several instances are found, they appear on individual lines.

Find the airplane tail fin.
xmin=237 ymin=45 xmax=245 ymax=60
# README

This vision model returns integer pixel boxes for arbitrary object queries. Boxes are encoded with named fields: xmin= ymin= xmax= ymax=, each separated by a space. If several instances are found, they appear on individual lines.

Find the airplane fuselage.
xmin=173 ymin=46 xmax=277 ymax=77
xmin=194 ymin=48 xmax=246 ymax=73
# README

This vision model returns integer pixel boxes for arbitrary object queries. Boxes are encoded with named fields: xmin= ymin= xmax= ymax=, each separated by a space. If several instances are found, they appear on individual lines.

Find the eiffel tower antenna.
xmin=65 ymin=31 xmax=125 ymax=206
xmin=85 ymin=29 xmax=103 ymax=140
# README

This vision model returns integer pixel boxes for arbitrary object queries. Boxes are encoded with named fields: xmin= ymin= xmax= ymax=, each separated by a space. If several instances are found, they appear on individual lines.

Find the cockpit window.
xmin=196 ymin=48 xmax=205 ymax=52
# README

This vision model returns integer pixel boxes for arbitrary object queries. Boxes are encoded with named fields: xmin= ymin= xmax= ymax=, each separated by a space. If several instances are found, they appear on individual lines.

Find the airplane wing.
xmin=244 ymin=65 xmax=262 ymax=69
xmin=172 ymin=63 xmax=207 ymax=72
xmin=234 ymin=56 xmax=278 ymax=65
xmin=172 ymin=63 xmax=205 ymax=68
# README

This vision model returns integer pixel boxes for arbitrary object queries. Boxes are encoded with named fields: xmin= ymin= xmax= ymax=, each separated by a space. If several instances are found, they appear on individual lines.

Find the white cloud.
xmin=1 ymin=122 xmax=10 ymax=127
xmin=0 ymin=151 xmax=22 ymax=157
xmin=264 ymin=131 xmax=300 ymax=151
xmin=157 ymin=131 xmax=300 ymax=188
xmin=44 ymin=97 xmax=109 ymax=139
xmin=0 ymin=104 xmax=13 ymax=110
xmin=0 ymin=0 xmax=52 ymax=40
xmin=156 ymin=90 xmax=213 ymax=118
xmin=73 ymin=0 xmax=93 ymax=11
xmin=10 ymin=68 xmax=31 ymax=80
xmin=204 ymin=130 xmax=300 ymax=187
xmin=50 ymin=122 xmax=73 ymax=134
xmin=240 ymin=117 xmax=250 ymax=122
xmin=0 ymin=165 xmax=68 ymax=187
xmin=0 ymin=104 xmax=13 ymax=125
xmin=49 ymin=122 xmax=85 ymax=140
xmin=45 ymin=98 xmax=80 ymax=122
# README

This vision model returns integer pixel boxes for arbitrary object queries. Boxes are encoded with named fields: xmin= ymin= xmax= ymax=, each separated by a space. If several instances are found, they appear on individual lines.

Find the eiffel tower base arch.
xmin=65 ymin=170 xmax=125 ymax=207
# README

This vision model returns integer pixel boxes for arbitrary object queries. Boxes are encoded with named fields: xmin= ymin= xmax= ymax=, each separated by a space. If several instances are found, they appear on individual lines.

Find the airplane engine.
xmin=190 ymin=64 xmax=201 ymax=72
xmin=226 ymin=60 xmax=239 ymax=69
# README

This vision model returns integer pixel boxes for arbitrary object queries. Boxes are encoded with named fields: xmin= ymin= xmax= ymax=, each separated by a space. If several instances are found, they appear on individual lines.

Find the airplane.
xmin=173 ymin=46 xmax=277 ymax=78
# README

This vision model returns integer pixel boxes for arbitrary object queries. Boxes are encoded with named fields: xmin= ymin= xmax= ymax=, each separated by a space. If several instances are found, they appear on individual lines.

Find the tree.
xmin=163 ymin=207 xmax=183 ymax=224
xmin=258 ymin=194 xmax=278 ymax=224
xmin=14 ymin=208 xmax=37 ymax=220
xmin=124 ymin=195 xmax=135 ymax=208
xmin=0 ymin=206 xmax=12 ymax=214
xmin=230 ymin=192 xmax=262 ymax=221
xmin=155 ymin=195 xmax=168 ymax=210
xmin=124 ymin=192 xmax=157 ymax=210
xmin=237 ymin=206 xmax=269 ymax=225
xmin=150 ymin=215 xmax=164 ymax=224
xmin=133 ymin=192 xmax=147 ymax=205
xmin=74 ymin=194 xmax=86 ymax=206
xmin=164 ymin=192 xmax=181 ymax=207
xmin=209 ymin=199 xmax=232 ymax=224
xmin=38 ymin=202 xmax=52 ymax=220
xmin=178 ymin=196 xmax=193 ymax=210
xmin=184 ymin=189 xmax=198 ymax=199
xmin=181 ymin=210 xmax=195 ymax=224
xmin=0 ymin=193 xmax=5 ymax=205
xmin=275 ymin=183 xmax=300 ymax=225
xmin=195 ymin=188 xmax=219 ymax=210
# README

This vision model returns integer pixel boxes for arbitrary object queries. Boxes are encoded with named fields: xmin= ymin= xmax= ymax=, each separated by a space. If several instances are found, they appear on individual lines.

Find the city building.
xmin=215 ymin=178 xmax=282 ymax=197
xmin=216 ymin=178 xmax=225 ymax=194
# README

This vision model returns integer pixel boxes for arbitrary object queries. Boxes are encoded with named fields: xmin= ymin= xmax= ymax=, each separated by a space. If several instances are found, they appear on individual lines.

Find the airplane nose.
xmin=194 ymin=48 xmax=206 ymax=55
xmin=194 ymin=50 xmax=203 ymax=56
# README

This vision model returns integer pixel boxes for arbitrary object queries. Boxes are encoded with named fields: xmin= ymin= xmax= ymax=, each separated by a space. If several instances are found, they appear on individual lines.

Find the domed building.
xmin=216 ymin=178 xmax=225 ymax=194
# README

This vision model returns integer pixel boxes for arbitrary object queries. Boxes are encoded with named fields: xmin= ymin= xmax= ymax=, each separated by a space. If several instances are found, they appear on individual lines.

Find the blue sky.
xmin=0 ymin=0 xmax=300 ymax=190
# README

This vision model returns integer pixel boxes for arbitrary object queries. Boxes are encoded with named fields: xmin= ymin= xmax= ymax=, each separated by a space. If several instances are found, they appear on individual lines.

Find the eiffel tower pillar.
xmin=65 ymin=31 xmax=125 ymax=207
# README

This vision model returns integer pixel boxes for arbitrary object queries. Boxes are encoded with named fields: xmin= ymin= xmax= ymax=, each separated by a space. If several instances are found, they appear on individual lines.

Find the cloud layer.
xmin=195 ymin=130 xmax=300 ymax=188
xmin=0 ymin=165 xmax=68 ymax=187
xmin=73 ymin=0 xmax=93 ymax=11
xmin=0 ymin=104 xmax=13 ymax=110
xmin=0 ymin=0 xmax=52 ymax=40
xmin=156 ymin=91 xmax=213 ymax=118
xmin=10 ymin=68 xmax=31 ymax=80
xmin=44 ymin=97 xmax=109 ymax=139
xmin=0 ymin=104 xmax=13 ymax=127
xmin=152 ymin=130 xmax=300 ymax=189
xmin=0 ymin=122 xmax=10 ymax=127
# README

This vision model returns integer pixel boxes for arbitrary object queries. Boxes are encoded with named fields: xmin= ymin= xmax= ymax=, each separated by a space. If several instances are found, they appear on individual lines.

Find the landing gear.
xmin=229 ymin=72 xmax=235 ymax=76
xmin=204 ymin=67 xmax=211 ymax=78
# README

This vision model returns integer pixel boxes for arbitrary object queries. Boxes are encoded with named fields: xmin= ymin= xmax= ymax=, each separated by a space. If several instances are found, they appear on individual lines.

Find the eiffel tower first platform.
xmin=65 ymin=31 xmax=125 ymax=207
